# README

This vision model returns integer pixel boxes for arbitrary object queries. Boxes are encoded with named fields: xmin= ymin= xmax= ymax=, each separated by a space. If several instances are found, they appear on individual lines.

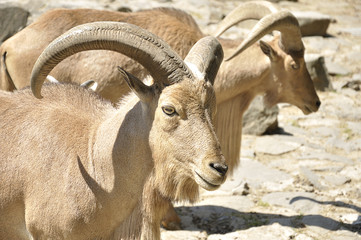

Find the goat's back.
xmin=0 ymin=8 xmax=204 ymax=102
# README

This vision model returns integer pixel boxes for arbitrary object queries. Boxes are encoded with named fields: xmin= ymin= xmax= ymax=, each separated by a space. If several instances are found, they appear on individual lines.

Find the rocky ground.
xmin=1 ymin=0 xmax=360 ymax=239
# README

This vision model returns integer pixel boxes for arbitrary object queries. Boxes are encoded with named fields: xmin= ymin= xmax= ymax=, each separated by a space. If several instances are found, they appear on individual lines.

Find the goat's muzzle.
xmin=302 ymin=99 xmax=321 ymax=115
xmin=193 ymin=157 xmax=228 ymax=191
xmin=210 ymin=162 xmax=228 ymax=177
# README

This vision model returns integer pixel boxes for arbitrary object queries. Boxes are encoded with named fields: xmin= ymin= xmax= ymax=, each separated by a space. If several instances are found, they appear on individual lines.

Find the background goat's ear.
xmin=260 ymin=40 xmax=277 ymax=61
xmin=117 ymin=67 xmax=153 ymax=103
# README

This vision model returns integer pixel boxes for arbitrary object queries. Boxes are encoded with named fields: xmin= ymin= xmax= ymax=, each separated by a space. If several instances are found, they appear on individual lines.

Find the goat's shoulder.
xmin=150 ymin=7 xmax=200 ymax=29
xmin=0 ymin=83 xmax=112 ymax=119
xmin=31 ymin=8 xmax=126 ymax=31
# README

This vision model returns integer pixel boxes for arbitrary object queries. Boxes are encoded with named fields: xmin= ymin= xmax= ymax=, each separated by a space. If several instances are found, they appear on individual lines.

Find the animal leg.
xmin=161 ymin=203 xmax=181 ymax=230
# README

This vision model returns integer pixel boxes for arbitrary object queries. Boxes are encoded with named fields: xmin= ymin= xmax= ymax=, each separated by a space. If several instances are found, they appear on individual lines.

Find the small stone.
xmin=117 ymin=6 xmax=132 ymax=12
xmin=230 ymin=158 xmax=293 ymax=191
xmin=261 ymin=192 xmax=321 ymax=214
xmin=303 ymin=36 xmax=340 ymax=55
xmin=305 ymin=54 xmax=333 ymax=91
xmin=342 ymin=80 xmax=361 ymax=91
xmin=161 ymin=230 xmax=208 ymax=240
xmin=208 ymin=223 xmax=301 ymax=240
xmin=323 ymin=175 xmax=351 ymax=186
xmin=241 ymin=149 xmax=256 ymax=158
xmin=324 ymin=59 xmax=350 ymax=76
xmin=298 ymin=152 xmax=353 ymax=165
xmin=300 ymin=167 xmax=327 ymax=191
xmin=308 ymin=126 xmax=339 ymax=138
xmin=0 ymin=6 xmax=29 ymax=43
xmin=255 ymin=135 xmax=302 ymax=155
xmin=293 ymin=11 xmax=332 ymax=36
xmin=350 ymin=138 xmax=361 ymax=151
xmin=325 ymin=138 xmax=353 ymax=153
xmin=340 ymin=27 xmax=361 ymax=37
xmin=232 ymin=182 xmax=250 ymax=196
xmin=242 ymin=95 xmax=279 ymax=136
xmin=340 ymin=214 xmax=361 ymax=225
xmin=197 ymin=195 xmax=255 ymax=213
xmin=352 ymin=73 xmax=361 ymax=81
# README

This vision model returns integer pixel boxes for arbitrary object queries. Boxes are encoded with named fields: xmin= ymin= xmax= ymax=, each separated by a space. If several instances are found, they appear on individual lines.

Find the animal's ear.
xmin=117 ymin=66 xmax=153 ymax=103
xmin=260 ymin=40 xmax=277 ymax=61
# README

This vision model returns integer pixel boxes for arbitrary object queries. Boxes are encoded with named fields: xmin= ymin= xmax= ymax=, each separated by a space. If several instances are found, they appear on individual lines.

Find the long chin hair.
xmin=154 ymin=161 xmax=199 ymax=203
xmin=174 ymin=177 xmax=199 ymax=203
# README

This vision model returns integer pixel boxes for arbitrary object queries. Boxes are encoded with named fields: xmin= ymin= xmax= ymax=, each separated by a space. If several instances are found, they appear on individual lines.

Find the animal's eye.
xmin=162 ymin=106 xmax=176 ymax=116
xmin=291 ymin=62 xmax=299 ymax=70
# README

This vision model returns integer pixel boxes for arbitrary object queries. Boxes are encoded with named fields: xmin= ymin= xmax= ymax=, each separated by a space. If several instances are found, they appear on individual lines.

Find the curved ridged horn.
xmin=214 ymin=1 xmax=280 ymax=37
xmin=225 ymin=10 xmax=303 ymax=61
xmin=184 ymin=36 xmax=224 ymax=85
xmin=30 ymin=22 xmax=193 ymax=99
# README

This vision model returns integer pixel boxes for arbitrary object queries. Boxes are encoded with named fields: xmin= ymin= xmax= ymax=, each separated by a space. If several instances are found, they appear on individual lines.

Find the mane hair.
xmin=214 ymin=94 xmax=254 ymax=173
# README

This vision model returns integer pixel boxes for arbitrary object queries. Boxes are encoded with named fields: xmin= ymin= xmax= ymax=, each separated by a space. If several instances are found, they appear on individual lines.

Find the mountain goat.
xmin=0 ymin=22 xmax=227 ymax=239
xmin=0 ymin=2 xmax=320 ymax=171
xmin=0 ymin=1 xmax=320 ymax=229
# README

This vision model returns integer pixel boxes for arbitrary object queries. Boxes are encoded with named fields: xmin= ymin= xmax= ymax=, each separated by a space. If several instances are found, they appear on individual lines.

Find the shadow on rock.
xmin=290 ymin=196 xmax=361 ymax=213
xmin=175 ymin=204 xmax=361 ymax=235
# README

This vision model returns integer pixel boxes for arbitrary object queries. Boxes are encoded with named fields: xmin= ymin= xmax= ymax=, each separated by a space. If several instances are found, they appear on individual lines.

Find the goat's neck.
xmin=215 ymin=41 xmax=271 ymax=104
xmin=84 ymin=99 xmax=154 ymax=227
xmin=94 ymin=101 xmax=153 ymax=184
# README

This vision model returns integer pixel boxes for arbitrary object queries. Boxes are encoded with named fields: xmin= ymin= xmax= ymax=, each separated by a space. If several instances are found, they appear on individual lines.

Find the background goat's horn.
xmin=213 ymin=1 xmax=280 ymax=37
xmin=30 ymin=22 xmax=193 ymax=98
xmin=184 ymin=36 xmax=223 ymax=85
xmin=226 ymin=10 xmax=303 ymax=61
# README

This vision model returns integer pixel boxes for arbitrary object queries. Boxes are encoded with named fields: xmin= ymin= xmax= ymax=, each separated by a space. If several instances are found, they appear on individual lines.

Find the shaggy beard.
xmin=154 ymin=162 xmax=200 ymax=203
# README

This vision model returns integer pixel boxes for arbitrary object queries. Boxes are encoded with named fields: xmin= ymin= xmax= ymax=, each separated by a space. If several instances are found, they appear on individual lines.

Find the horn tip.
xmin=31 ymin=85 xmax=43 ymax=99
xmin=34 ymin=93 xmax=43 ymax=99
xmin=224 ymin=55 xmax=235 ymax=62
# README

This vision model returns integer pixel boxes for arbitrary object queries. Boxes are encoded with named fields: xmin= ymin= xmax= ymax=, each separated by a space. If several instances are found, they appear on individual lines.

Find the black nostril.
xmin=210 ymin=163 xmax=228 ymax=176
xmin=316 ymin=100 xmax=321 ymax=108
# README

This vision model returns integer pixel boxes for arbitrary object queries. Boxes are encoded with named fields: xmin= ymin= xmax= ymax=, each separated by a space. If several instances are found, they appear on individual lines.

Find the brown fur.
xmin=0 ymin=7 xmax=320 ymax=171
xmin=0 ymin=8 xmax=204 ymax=102
xmin=0 ymin=6 xmax=320 ymax=231
xmin=0 ymin=76 xmax=226 ymax=239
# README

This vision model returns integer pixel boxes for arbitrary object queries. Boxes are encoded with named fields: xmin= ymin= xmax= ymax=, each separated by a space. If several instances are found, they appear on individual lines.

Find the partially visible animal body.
xmin=0 ymin=7 xmax=203 ymax=102
xmin=0 ymin=2 xmax=321 ymax=230
xmin=0 ymin=22 xmax=226 ymax=239
xmin=0 ymin=84 xmax=138 ymax=239
xmin=0 ymin=4 xmax=320 ymax=172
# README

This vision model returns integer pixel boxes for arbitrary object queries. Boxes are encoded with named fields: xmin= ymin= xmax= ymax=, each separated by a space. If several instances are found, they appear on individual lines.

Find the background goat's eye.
xmin=162 ymin=106 xmax=176 ymax=116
